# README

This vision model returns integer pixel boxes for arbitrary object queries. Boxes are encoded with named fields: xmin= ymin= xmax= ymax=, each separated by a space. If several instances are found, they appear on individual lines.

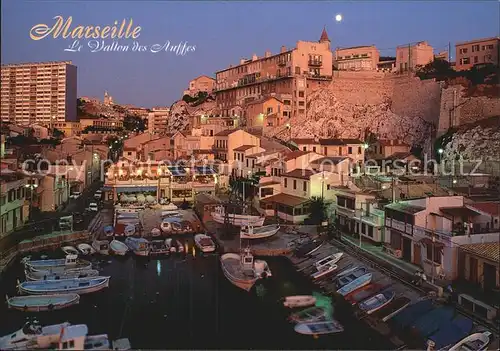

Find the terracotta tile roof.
xmin=292 ymin=138 xmax=317 ymax=144
xmin=192 ymin=149 xmax=214 ymax=154
xmin=310 ymin=156 xmax=349 ymax=165
xmin=461 ymin=242 xmax=499 ymax=263
xmin=214 ymin=128 xmax=239 ymax=137
xmin=245 ymin=96 xmax=282 ymax=105
xmin=283 ymin=169 xmax=316 ymax=180
xmin=320 ymin=27 xmax=330 ymax=42
xmin=469 ymin=202 xmax=500 ymax=216
xmin=233 ymin=145 xmax=257 ymax=152
xmin=378 ymin=139 xmax=409 ymax=147
xmin=319 ymin=138 xmax=363 ymax=145
xmin=283 ymin=150 xmax=310 ymax=161
xmin=261 ymin=193 xmax=310 ymax=207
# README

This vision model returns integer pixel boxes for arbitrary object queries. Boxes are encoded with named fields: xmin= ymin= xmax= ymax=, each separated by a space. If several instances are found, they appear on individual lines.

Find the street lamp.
xmin=25 ymin=183 xmax=38 ymax=219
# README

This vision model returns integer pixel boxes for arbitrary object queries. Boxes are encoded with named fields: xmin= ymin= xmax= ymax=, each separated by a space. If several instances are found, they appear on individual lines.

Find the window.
xmin=358 ymin=146 xmax=362 ymax=154
xmin=313 ymin=146 xmax=316 ymax=152
xmin=284 ymin=178 xmax=287 ymax=188
xmin=303 ymin=181 xmax=307 ymax=191
xmin=426 ymin=243 xmax=442 ymax=264
xmin=267 ymin=107 xmax=273 ymax=114
xmin=460 ymin=57 xmax=470 ymax=65
xmin=368 ymin=226 xmax=374 ymax=238
xmin=459 ymin=48 xmax=468 ymax=54
xmin=338 ymin=147 xmax=342 ymax=155
xmin=69 ymin=340 xmax=75 ymax=348
xmin=348 ymin=147 xmax=352 ymax=154
xmin=246 ymin=159 xmax=249 ymax=167
xmin=361 ymin=223 xmax=366 ymax=234
xmin=127 ymin=152 xmax=132 ymax=156
xmin=233 ymin=152 xmax=236 ymax=160
xmin=472 ymin=44 xmax=480 ymax=52
xmin=295 ymin=67 xmax=301 ymax=74
xmin=284 ymin=100 xmax=291 ymax=105
xmin=261 ymin=187 xmax=273 ymax=197
xmin=326 ymin=184 xmax=331 ymax=190
xmin=298 ymin=109 xmax=305 ymax=114
xmin=298 ymin=101 xmax=305 ymax=106
xmin=298 ymin=91 xmax=304 ymax=98
xmin=474 ymin=56 xmax=478 ymax=63
xmin=293 ymin=179 xmax=297 ymax=190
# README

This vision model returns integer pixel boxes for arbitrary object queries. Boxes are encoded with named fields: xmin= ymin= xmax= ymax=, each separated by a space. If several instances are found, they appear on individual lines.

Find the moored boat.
xmin=194 ymin=234 xmax=216 ymax=253
xmin=283 ymin=295 xmax=317 ymax=308
xmin=151 ymin=228 xmax=161 ymax=237
xmin=211 ymin=206 xmax=265 ymax=227
xmin=311 ymin=263 xmax=338 ymax=280
xmin=0 ymin=320 xmax=71 ymax=350
xmin=92 ymin=240 xmax=110 ymax=255
xmin=345 ymin=283 xmax=387 ymax=305
xmin=446 ymin=331 xmax=492 ymax=351
xmin=61 ymin=246 xmax=79 ymax=256
xmin=18 ymin=276 xmax=110 ymax=295
xmin=110 ymin=240 xmax=129 ymax=256
xmin=358 ymin=290 xmax=395 ymax=314
xmin=337 ymin=272 xmax=372 ymax=296
xmin=314 ymin=252 xmax=343 ymax=270
xmin=149 ymin=240 xmax=170 ymax=256
xmin=240 ymin=224 xmax=279 ymax=239
xmin=103 ymin=225 xmax=114 ymax=238
xmin=25 ymin=268 xmax=99 ymax=281
xmin=124 ymin=237 xmax=149 ymax=256
xmin=165 ymin=238 xmax=177 ymax=253
xmin=220 ymin=249 xmax=263 ymax=291
xmin=289 ymin=306 xmax=329 ymax=323
xmin=294 ymin=320 xmax=344 ymax=336
xmin=427 ymin=314 xmax=473 ymax=350
xmin=23 ymin=255 xmax=92 ymax=272
xmin=176 ymin=239 xmax=185 ymax=253
xmin=6 ymin=293 xmax=80 ymax=312
xmin=335 ymin=267 xmax=367 ymax=287
xmin=294 ymin=240 xmax=324 ymax=258
xmin=77 ymin=243 xmax=96 ymax=255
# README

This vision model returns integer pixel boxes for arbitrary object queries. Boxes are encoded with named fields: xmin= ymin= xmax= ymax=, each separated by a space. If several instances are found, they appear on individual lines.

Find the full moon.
xmin=335 ymin=14 xmax=342 ymax=22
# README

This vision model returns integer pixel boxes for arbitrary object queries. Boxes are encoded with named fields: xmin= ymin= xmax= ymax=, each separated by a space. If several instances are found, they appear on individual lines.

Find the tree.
xmin=306 ymin=196 xmax=327 ymax=225
xmin=416 ymin=58 xmax=455 ymax=81
xmin=123 ymin=115 xmax=146 ymax=132
xmin=52 ymin=128 xmax=65 ymax=139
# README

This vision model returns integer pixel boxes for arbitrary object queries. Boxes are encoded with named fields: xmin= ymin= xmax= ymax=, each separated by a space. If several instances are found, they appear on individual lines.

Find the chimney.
xmin=252 ymin=53 xmax=258 ymax=61
xmin=265 ymin=50 xmax=271 ymax=58
xmin=280 ymin=45 xmax=287 ymax=53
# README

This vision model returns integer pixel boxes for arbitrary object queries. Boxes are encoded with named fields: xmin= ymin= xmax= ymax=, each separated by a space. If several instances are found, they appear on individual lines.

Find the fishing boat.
xmin=345 ymin=283 xmax=387 ymax=305
xmin=124 ymin=224 xmax=136 ymax=237
xmin=446 ymin=331 xmax=492 ymax=351
xmin=335 ymin=267 xmax=367 ymax=287
xmin=337 ymin=273 xmax=372 ymax=296
xmin=103 ymin=225 xmax=114 ymax=238
xmin=165 ymin=238 xmax=177 ymax=253
xmin=18 ymin=276 xmax=110 ymax=295
xmin=25 ymin=268 xmax=99 ymax=281
xmin=176 ymin=239 xmax=185 ymax=253
xmin=314 ymin=252 xmax=343 ymax=270
xmin=294 ymin=320 xmax=344 ymax=336
xmin=358 ymin=290 xmax=395 ymax=314
xmin=149 ymin=240 xmax=170 ymax=256
xmin=77 ymin=243 xmax=96 ymax=255
xmin=0 ymin=320 xmax=71 ymax=350
xmin=61 ymin=246 xmax=79 ymax=255
xmin=283 ymin=295 xmax=317 ymax=308
xmin=124 ymin=237 xmax=150 ymax=256
xmin=289 ymin=306 xmax=329 ymax=323
xmin=311 ymin=264 xmax=338 ymax=280
xmin=379 ymin=296 xmax=411 ymax=322
xmin=294 ymin=240 xmax=324 ymax=258
xmin=23 ymin=255 xmax=92 ymax=272
xmin=6 ymin=293 xmax=80 ymax=312
xmin=110 ymin=240 xmax=129 ymax=256
xmin=240 ymin=224 xmax=279 ymax=239
xmin=92 ymin=240 xmax=110 ymax=255
xmin=194 ymin=234 xmax=216 ymax=253
xmin=151 ymin=228 xmax=161 ymax=237
xmin=160 ymin=217 xmax=180 ymax=233
xmin=220 ymin=248 xmax=270 ymax=291
xmin=211 ymin=206 xmax=265 ymax=227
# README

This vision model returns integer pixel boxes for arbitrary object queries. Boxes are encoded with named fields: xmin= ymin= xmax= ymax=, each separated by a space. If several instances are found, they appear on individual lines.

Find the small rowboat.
xmin=337 ymin=273 xmax=372 ymax=296
xmin=25 ymin=269 xmax=99 ymax=281
xmin=24 ymin=255 xmax=91 ymax=272
xmin=240 ymin=224 xmax=280 ymax=239
xmin=283 ymin=295 xmax=316 ymax=308
xmin=61 ymin=246 xmax=79 ymax=256
xmin=446 ymin=331 xmax=492 ymax=351
xmin=345 ymin=283 xmax=386 ymax=305
xmin=18 ymin=276 xmax=110 ymax=295
xmin=314 ymin=252 xmax=343 ymax=270
xmin=289 ymin=306 xmax=329 ymax=323
xmin=6 ymin=293 xmax=80 ymax=312
xmin=294 ymin=320 xmax=344 ymax=336
xmin=77 ymin=243 xmax=96 ymax=255
xmin=358 ymin=290 xmax=395 ymax=314
xmin=110 ymin=240 xmax=129 ymax=256
xmin=194 ymin=234 xmax=216 ymax=253
xmin=311 ymin=264 xmax=338 ymax=280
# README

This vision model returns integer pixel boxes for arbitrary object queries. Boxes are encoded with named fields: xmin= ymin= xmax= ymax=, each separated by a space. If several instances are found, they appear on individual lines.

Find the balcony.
xmin=306 ymin=74 xmax=332 ymax=81
xmin=308 ymin=60 xmax=323 ymax=67
xmin=278 ymin=60 xmax=287 ymax=66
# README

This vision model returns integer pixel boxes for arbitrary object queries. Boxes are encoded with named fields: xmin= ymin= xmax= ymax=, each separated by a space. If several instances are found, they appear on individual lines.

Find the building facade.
xmin=215 ymin=29 xmax=333 ymax=120
xmin=147 ymin=107 xmax=170 ymax=135
xmin=1 ymin=61 xmax=78 ymax=125
xmin=334 ymin=45 xmax=380 ymax=71
xmin=455 ymin=37 xmax=499 ymax=71
xmin=184 ymin=75 xmax=215 ymax=97
xmin=396 ymin=41 xmax=434 ymax=72
xmin=0 ymin=171 xmax=29 ymax=239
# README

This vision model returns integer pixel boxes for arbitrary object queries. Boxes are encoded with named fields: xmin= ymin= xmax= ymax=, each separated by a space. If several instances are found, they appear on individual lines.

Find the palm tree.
xmin=307 ymin=196 xmax=327 ymax=225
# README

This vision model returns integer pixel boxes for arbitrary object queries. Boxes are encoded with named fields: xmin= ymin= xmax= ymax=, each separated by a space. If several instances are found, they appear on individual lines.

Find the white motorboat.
xmin=92 ymin=240 xmax=110 ymax=255
xmin=25 ymin=268 xmax=99 ymax=281
xmin=61 ymin=246 xmax=79 ymax=256
xmin=358 ymin=290 xmax=396 ymax=315
xmin=446 ymin=331 xmax=492 ymax=351
xmin=311 ymin=263 xmax=338 ymax=280
xmin=23 ymin=255 xmax=92 ymax=273
xmin=194 ymin=234 xmax=216 ymax=253
xmin=18 ymin=276 xmax=110 ymax=295
xmin=294 ymin=320 xmax=344 ymax=336
xmin=220 ymin=248 xmax=270 ymax=291
xmin=124 ymin=237 xmax=149 ymax=256
xmin=211 ymin=206 xmax=265 ymax=227
xmin=77 ymin=243 xmax=96 ymax=255
xmin=149 ymin=240 xmax=170 ymax=256
xmin=0 ymin=320 xmax=71 ymax=350
xmin=240 ymin=224 xmax=280 ymax=239
xmin=289 ymin=306 xmax=329 ymax=323
xmin=83 ymin=332 xmax=110 ymax=350
xmin=6 ymin=293 xmax=80 ymax=312
xmin=165 ymin=238 xmax=177 ymax=253
xmin=283 ymin=295 xmax=317 ymax=308
xmin=151 ymin=228 xmax=161 ymax=237
xmin=110 ymin=240 xmax=129 ymax=256
xmin=314 ymin=252 xmax=343 ymax=270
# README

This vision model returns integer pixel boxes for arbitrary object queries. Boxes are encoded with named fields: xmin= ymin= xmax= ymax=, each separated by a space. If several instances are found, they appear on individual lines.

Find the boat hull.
xmin=283 ymin=296 xmax=316 ymax=308
xmin=240 ymin=225 xmax=280 ymax=239
xmin=25 ymin=269 xmax=99 ymax=281
xmin=220 ymin=255 xmax=257 ymax=291
xmin=19 ymin=277 xmax=110 ymax=295
xmin=294 ymin=320 xmax=344 ymax=335
xmin=7 ymin=293 xmax=80 ymax=312
xmin=194 ymin=235 xmax=216 ymax=253
xmin=312 ymin=265 xmax=337 ymax=280
xmin=358 ymin=291 xmax=395 ymax=314
xmin=110 ymin=240 xmax=128 ymax=256
xmin=211 ymin=212 xmax=265 ymax=227
xmin=337 ymin=273 xmax=372 ymax=296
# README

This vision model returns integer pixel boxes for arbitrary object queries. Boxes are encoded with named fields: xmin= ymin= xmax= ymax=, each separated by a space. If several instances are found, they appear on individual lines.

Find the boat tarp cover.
xmin=410 ymin=306 xmax=455 ymax=337
xmin=428 ymin=314 xmax=473 ymax=349
xmin=392 ymin=299 xmax=433 ymax=328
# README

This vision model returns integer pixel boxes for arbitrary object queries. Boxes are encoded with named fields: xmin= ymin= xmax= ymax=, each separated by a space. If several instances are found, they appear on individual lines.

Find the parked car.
xmin=88 ymin=202 xmax=99 ymax=212
xmin=69 ymin=191 xmax=82 ymax=199
xmin=94 ymin=190 xmax=103 ymax=200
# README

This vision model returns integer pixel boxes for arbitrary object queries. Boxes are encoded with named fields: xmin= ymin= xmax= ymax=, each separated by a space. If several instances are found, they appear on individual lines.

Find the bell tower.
xmin=319 ymin=26 xmax=331 ymax=50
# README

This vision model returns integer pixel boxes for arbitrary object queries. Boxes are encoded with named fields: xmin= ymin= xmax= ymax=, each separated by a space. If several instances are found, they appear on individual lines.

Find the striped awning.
xmin=116 ymin=186 xmax=157 ymax=193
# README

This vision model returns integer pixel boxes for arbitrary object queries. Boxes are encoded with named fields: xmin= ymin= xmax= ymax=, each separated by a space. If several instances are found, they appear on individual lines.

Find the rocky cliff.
xmin=165 ymin=99 xmax=217 ymax=134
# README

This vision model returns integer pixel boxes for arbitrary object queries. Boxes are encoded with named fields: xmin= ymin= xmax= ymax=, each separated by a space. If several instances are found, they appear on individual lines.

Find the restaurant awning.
xmin=440 ymin=206 xmax=482 ymax=218
xmin=261 ymin=193 xmax=309 ymax=207
xmin=116 ymin=186 xmax=157 ymax=193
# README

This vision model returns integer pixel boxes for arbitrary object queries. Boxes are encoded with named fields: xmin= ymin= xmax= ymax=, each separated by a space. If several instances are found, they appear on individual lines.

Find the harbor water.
xmin=0 ymin=245 xmax=394 ymax=350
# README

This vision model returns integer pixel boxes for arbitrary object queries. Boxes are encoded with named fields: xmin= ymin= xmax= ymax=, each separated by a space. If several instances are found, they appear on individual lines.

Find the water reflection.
xmin=156 ymin=260 xmax=161 ymax=277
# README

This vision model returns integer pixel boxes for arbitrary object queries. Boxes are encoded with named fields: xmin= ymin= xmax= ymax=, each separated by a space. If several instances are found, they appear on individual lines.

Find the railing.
xmin=308 ymin=60 xmax=322 ymax=66
xmin=105 ymin=178 xmax=161 ymax=186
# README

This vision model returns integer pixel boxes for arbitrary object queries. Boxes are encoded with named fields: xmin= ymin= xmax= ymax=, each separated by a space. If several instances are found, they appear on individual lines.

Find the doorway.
xmin=402 ymin=236 xmax=412 ymax=262
xmin=469 ymin=257 xmax=478 ymax=283
xmin=483 ymin=262 xmax=497 ymax=293
xmin=413 ymin=243 xmax=422 ymax=265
